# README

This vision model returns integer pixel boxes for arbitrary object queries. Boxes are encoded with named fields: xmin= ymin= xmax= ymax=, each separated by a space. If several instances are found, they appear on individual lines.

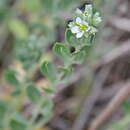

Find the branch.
xmin=72 ymin=66 xmax=111 ymax=130
xmin=109 ymin=17 xmax=130 ymax=32
xmin=95 ymin=40 xmax=130 ymax=69
xmin=88 ymin=80 xmax=130 ymax=130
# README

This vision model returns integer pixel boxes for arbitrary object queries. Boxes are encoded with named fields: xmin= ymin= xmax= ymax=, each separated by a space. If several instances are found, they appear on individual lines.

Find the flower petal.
xmin=90 ymin=27 xmax=98 ymax=34
xmin=76 ymin=17 xmax=82 ymax=24
xmin=76 ymin=8 xmax=82 ymax=15
xmin=76 ymin=31 xmax=84 ymax=38
xmin=71 ymin=26 xmax=79 ymax=34
xmin=86 ymin=26 xmax=91 ymax=32
xmin=68 ymin=22 xmax=73 ymax=27
xmin=82 ymin=20 xmax=89 ymax=26
xmin=93 ymin=12 xmax=102 ymax=26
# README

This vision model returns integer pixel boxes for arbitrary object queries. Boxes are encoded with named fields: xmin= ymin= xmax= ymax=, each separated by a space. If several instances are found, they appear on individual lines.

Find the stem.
xmin=27 ymin=101 xmax=43 ymax=130
xmin=35 ymin=114 xmax=52 ymax=129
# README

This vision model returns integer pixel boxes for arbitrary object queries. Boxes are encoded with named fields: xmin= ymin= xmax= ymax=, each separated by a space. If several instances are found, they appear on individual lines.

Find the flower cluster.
xmin=68 ymin=5 xmax=102 ymax=39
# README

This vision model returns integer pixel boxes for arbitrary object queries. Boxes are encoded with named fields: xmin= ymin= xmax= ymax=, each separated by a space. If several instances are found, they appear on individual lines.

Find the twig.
xmin=88 ymin=80 xmax=130 ymax=130
xmin=95 ymin=40 xmax=130 ymax=69
xmin=109 ymin=17 xmax=130 ymax=32
xmin=98 ymin=81 xmax=126 ymax=103
xmin=72 ymin=66 xmax=111 ymax=130
xmin=53 ymin=68 xmax=86 ymax=100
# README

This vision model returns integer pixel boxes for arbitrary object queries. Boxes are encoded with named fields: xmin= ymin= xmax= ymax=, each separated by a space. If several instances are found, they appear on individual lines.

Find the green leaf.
xmin=8 ymin=19 xmax=29 ymax=39
xmin=65 ymin=29 xmax=95 ymax=49
xmin=122 ymin=100 xmax=130 ymax=114
xmin=58 ymin=0 xmax=74 ymax=9
xmin=53 ymin=43 xmax=71 ymax=64
xmin=37 ymin=98 xmax=53 ymax=126
xmin=43 ymin=88 xmax=54 ymax=93
xmin=59 ymin=66 xmax=73 ymax=81
xmin=72 ymin=51 xmax=86 ymax=64
xmin=80 ymin=45 xmax=92 ymax=54
xmin=31 ymin=23 xmax=55 ymax=42
xmin=40 ymin=61 xmax=57 ymax=83
xmin=0 ymin=0 xmax=8 ymax=20
xmin=41 ymin=98 xmax=54 ymax=115
xmin=0 ymin=101 xmax=8 ymax=128
xmin=41 ymin=0 xmax=59 ymax=13
xmin=24 ymin=0 xmax=42 ymax=12
xmin=65 ymin=29 xmax=80 ymax=48
xmin=4 ymin=69 xmax=19 ymax=86
xmin=26 ymin=84 xmax=41 ymax=103
xmin=10 ymin=113 xmax=27 ymax=130
xmin=11 ymin=89 xmax=21 ymax=97
xmin=93 ymin=12 xmax=102 ymax=26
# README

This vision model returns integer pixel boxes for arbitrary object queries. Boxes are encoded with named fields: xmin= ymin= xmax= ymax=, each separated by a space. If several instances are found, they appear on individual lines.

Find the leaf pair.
xmin=53 ymin=42 xmax=86 ymax=65
xmin=53 ymin=42 xmax=72 ymax=65
xmin=65 ymin=29 xmax=94 ymax=48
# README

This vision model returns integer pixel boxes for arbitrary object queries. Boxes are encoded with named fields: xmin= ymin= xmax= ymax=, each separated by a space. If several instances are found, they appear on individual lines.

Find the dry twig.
xmin=88 ymin=80 xmax=130 ymax=130
xmin=95 ymin=40 xmax=130 ymax=69
xmin=109 ymin=17 xmax=130 ymax=32
xmin=98 ymin=82 xmax=123 ymax=103
xmin=72 ymin=66 xmax=111 ymax=130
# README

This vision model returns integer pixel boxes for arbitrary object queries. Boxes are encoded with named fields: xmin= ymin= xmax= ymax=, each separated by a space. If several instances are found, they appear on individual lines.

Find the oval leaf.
xmin=4 ymin=69 xmax=19 ymax=86
xmin=26 ymin=84 xmax=41 ymax=103
xmin=72 ymin=51 xmax=86 ymax=64
xmin=10 ymin=113 xmax=27 ymax=130
xmin=65 ymin=29 xmax=79 ymax=47
xmin=40 ymin=61 xmax=57 ymax=83
xmin=53 ymin=43 xmax=71 ymax=64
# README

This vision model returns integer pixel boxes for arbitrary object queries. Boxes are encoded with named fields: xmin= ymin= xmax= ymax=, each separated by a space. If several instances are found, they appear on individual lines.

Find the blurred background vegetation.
xmin=0 ymin=0 xmax=130 ymax=130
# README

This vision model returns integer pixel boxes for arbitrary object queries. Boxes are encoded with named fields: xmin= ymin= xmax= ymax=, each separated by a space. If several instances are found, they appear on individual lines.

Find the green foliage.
xmin=41 ymin=98 xmax=53 ymax=116
xmin=58 ymin=0 xmax=74 ymax=9
xmin=0 ymin=1 xmax=102 ymax=130
xmin=53 ymin=43 xmax=72 ymax=65
xmin=65 ymin=29 xmax=80 ymax=48
xmin=8 ymin=19 xmax=29 ymax=39
xmin=109 ymin=101 xmax=130 ymax=130
xmin=0 ymin=101 xmax=8 ymax=128
xmin=4 ymin=69 xmax=19 ymax=86
xmin=41 ymin=5 xmax=102 ymax=86
xmin=41 ymin=0 xmax=57 ymax=13
xmin=110 ymin=115 xmax=130 ymax=130
xmin=36 ymin=98 xmax=53 ymax=128
xmin=122 ymin=100 xmax=130 ymax=113
xmin=10 ymin=113 xmax=27 ymax=130
xmin=25 ymin=0 xmax=42 ymax=12
xmin=0 ymin=0 xmax=9 ymax=20
xmin=15 ymin=36 xmax=45 ymax=69
xmin=30 ymin=23 xmax=55 ymax=43
xmin=43 ymin=88 xmax=54 ymax=93
xmin=41 ymin=61 xmax=57 ymax=83
xmin=4 ymin=69 xmax=21 ymax=96
xmin=72 ymin=51 xmax=86 ymax=64
xmin=26 ymin=84 xmax=41 ymax=103
xmin=59 ymin=66 xmax=73 ymax=81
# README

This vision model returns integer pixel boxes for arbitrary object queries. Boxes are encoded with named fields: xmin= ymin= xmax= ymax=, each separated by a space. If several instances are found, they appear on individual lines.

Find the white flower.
xmin=69 ymin=17 xmax=91 ymax=38
xmin=68 ymin=5 xmax=102 ymax=39
xmin=76 ymin=31 xmax=84 ymax=38
xmin=76 ymin=8 xmax=82 ymax=15
xmin=76 ymin=17 xmax=82 ymax=24
xmin=71 ymin=26 xmax=79 ymax=33
xmin=93 ymin=12 xmax=102 ymax=26
xmin=90 ymin=26 xmax=98 ymax=34
xmin=69 ymin=17 xmax=90 ymax=38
